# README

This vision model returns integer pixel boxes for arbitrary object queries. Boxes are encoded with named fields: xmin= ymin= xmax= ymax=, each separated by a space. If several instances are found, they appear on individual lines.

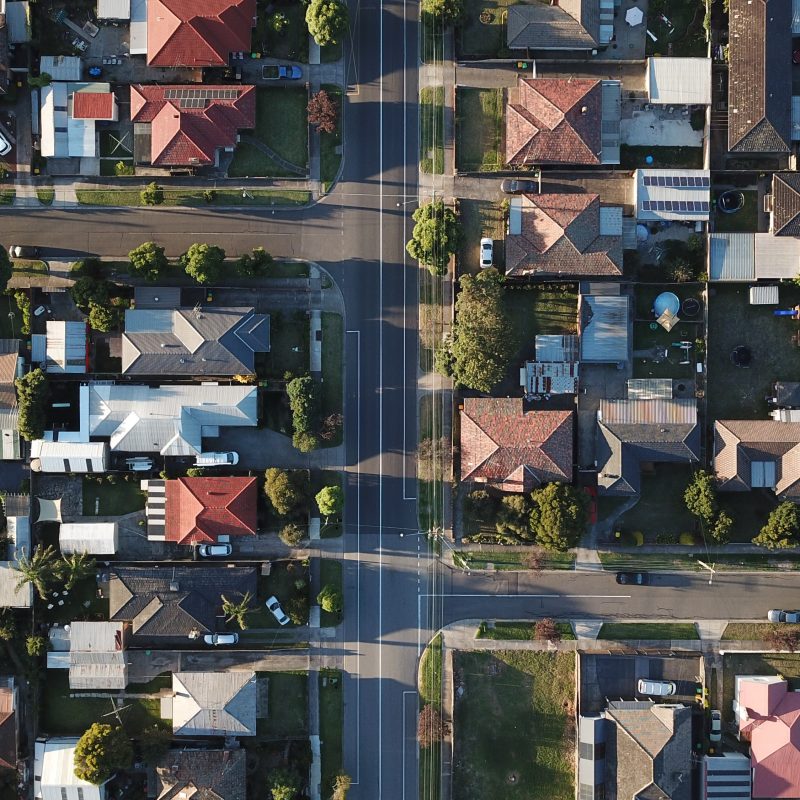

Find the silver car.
xmin=479 ymin=237 xmax=493 ymax=268
xmin=768 ymin=609 xmax=800 ymax=623
xmin=709 ymin=710 xmax=722 ymax=742
xmin=637 ymin=678 xmax=676 ymax=696
xmin=266 ymin=595 xmax=290 ymax=626
xmin=203 ymin=632 xmax=239 ymax=646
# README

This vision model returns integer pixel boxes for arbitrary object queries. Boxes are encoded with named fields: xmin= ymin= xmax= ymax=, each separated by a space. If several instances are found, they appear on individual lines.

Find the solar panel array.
xmin=163 ymin=88 xmax=239 ymax=100
xmin=642 ymin=174 xmax=710 ymax=188
xmin=641 ymin=200 xmax=710 ymax=213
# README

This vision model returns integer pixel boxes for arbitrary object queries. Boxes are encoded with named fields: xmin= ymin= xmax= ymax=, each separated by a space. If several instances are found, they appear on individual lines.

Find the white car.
xmin=266 ymin=595 xmax=290 ymax=626
xmin=203 ymin=632 xmax=239 ymax=646
xmin=198 ymin=543 xmax=233 ymax=558
xmin=768 ymin=609 xmax=800 ymax=623
xmin=709 ymin=710 xmax=722 ymax=742
xmin=195 ymin=451 xmax=239 ymax=467
xmin=637 ymin=678 xmax=676 ymax=697
xmin=479 ymin=237 xmax=493 ymax=268
xmin=0 ymin=133 xmax=10 ymax=157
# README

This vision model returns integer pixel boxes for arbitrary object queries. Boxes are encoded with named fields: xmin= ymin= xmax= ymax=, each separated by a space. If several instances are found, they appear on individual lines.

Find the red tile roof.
xmin=147 ymin=0 xmax=257 ymax=67
xmin=130 ymin=84 xmax=255 ymax=166
xmin=164 ymin=476 xmax=257 ymax=545
xmin=460 ymin=398 xmax=573 ymax=492
xmin=72 ymin=92 xmax=116 ymax=120
xmin=506 ymin=77 xmax=601 ymax=166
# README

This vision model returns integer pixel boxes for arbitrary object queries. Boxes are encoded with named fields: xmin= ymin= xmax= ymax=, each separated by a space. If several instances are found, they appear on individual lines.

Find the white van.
xmin=195 ymin=451 xmax=239 ymax=467
xmin=637 ymin=679 xmax=676 ymax=697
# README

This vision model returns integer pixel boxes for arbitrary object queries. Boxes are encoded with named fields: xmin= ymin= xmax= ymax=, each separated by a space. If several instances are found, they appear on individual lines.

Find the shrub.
xmin=114 ymin=161 xmax=134 ymax=176
xmin=12 ymin=290 xmax=30 ymax=334
xmin=15 ymin=368 xmax=48 ymax=441
xmin=279 ymin=523 xmax=305 ymax=547
xmin=417 ymin=704 xmax=445 ymax=748
xmin=308 ymin=89 xmax=338 ymax=134
xmin=534 ymin=617 xmax=560 ymax=642
xmin=264 ymin=468 xmax=306 ymax=516
xmin=317 ymin=584 xmax=343 ymax=613
xmin=140 ymin=182 xmax=163 ymax=206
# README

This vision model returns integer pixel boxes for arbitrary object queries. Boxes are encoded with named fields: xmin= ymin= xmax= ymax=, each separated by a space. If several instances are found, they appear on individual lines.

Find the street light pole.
xmin=697 ymin=559 xmax=716 ymax=585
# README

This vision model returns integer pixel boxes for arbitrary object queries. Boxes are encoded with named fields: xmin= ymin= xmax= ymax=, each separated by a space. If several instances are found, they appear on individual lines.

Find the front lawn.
xmin=476 ymin=621 xmax=575 ymax=640
xmin=256 ymin=671 xmax=309 ymax=737
xmin=458 ymin=0 xmax=518 ymax=57
xmin=456 ymin=199 xmax=506 ymax=275
xmin=456 ymin=87 xmax=504 ymax=173
xmin=12 ymin=260 xmax=47 ymax=277
xmin=620 ymin=145 xmax=703 ymax=169
xmin=256 ymin=309 xmax=310 ymax=379
xmin=420 ymin=86 xmax=445 ymax=175
xmin=82 ymin=476 xmax=146 ymax=516
xmin=321 ymin=312 xmax=343 ymax=444
xmin=75 ymin=187 xmax=310 ymax=207
xmin=645 ymin=0 xmax=707 ymax=56
xmin=598 ymin=623 xmax=699 ymax=640
xmin=319 ymin=670 xmax=343 ymax=799
xmin=453 ymin=651 xmax=574 ymax=800
xmin=722 ymin=623 xmax=800 ymax=640
xmin=712 ymin=190 xmax=759 ymax=233
xmin=319 ymin=86 xmax=343 ymax=191
xmin=249 ymin=560 xmax=310 ymax=628
xmin=717 ymin=490 xmax=778 ymax=544
xmin=313 ymin=471 xmax=343 ymax=538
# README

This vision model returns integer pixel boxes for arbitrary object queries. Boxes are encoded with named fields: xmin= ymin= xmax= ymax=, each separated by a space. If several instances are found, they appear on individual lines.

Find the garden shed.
xmin=59 ymin=522 xmax=118 ymax=555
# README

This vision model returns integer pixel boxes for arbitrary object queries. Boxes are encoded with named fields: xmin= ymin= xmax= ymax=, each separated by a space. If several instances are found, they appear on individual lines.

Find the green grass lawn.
xmin=419 ymin=262 xmax=445 ymax=372
xmin=39 ymin=575 xmax=108 ymax=625
xmin=722 ymin=623 xmax=800 ymax=640
xmin=713 ymin=190 xmax=759 ymax=233
xmin=256 ymin=671 xmax=309 ymax=737
xmin=598 ymin=623 xmax=699 ymax=640
xmin=722 ymin=654 xmax=800 ymax=725
xmin=418 ymin=394 xmax=445 ymax=532
xmin=462 ymin=550 xmax=575 ymax=570
xmin=36 ymin=186 xmax=55 ymax=205
xmin=453 ymin=651 xmax=574 ymax=800
xmin=598 ymin=551 xmax=800 ymax=570
xmin=420 ymin=86 xmax=445 ymax=174
xmin=456 ymin=87 xmax=504 ymax=172
xmin=476 ymin=621 xmax=575 ymax=640
xmin=419 ymin=634 xmax=443 ymax=707
xmin=717 ymin=490 xmax=778 ymax=544
xmin=456 ymin=199 xmax=506 ymax=275
xmin=0 ymin=187 xmax=15 ymax=205
xmin=253 ymin=1 xmax=309 ymax=61
xmin=421 ymin=11 xmax=444 ymax=64
xmin=646 ymin=0 xmax=707 ymax=56
xmin=319 ymin=669 xmax=343 ymax=799
xmin=319 ymin=559 xmax=342 ymax=627
xmin=256 ymin=309 xmax=310 ymax=379
xmin=41 ymin=672 xmax=167 ymax=736
xmin=82 ymin=477 xmax=146 ymax=516
xmin=320 ymin=86 xmax=343 ymax=191
xmin=11 ymin=259 xmax=47 ymax=277
xmin=321 ymin=312 xmax=343 ymax=445
xmin=249 ymin=560 xmax=309 ymax=628
xmin=76 ymin=187 xmax=309 ymax=207
xmin=620 ymin=145 xmax=703 ymax=169
xmin=707 ymin=284 xmax=800 ymax=420
xmin=458 ymin=0 xmax=517 ymax=56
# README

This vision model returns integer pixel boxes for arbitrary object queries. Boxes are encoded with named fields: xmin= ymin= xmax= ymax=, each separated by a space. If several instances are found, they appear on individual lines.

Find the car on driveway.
xmin=500 ymin=178 xmax=538 ymax=194
xmin=266 ymin=595 xmax=290 ymax=626
xmin=637 ymin=678 xmax=676 ymax=696
xmin=479 ymin=237 xmax=493 ymax=268
xmin=709 ymin=710 xmax=722 ymax=742
xmin=615 ymin=571 xmax=650 ymax=586
xmin=203 ymin=632 xmax=239 ymax=646
xmin=198 ymin=543 xmax=233 ymax=558
xmin=768 ymin=609 xmax=800 ymax=623
xmin=263 ymin=65 xmax=302 ymax=80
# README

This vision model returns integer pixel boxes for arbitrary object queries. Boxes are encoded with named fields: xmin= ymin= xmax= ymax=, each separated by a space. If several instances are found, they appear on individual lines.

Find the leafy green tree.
xmin=15 ymin=368 xmax=49 ymax=441
xmin=12 ymin=290 xmax=31 ymax=335
xmin=684 ymin=470 xmax=718 ymax=526
xmin=305 ymin=0 xmax=348 ymax=46
xmin=88 ymin=301 xmax=117 ymax=333
xmin=27 ymin=72 xmax=52 ymax=88
xmin=58 ymin=552 xmax=97 ymax=591
xmin=405 ymin=201 xmax=460 ymax=277
xmin=420 ymin=0 xmax=463 ymax=25
xmin=236 ymin=247 xmax=274 ymax=278
xmin=529 ymin=483 xmax=588 ymax=551
xmin=140 ymin=182 xmax=163 ymax=206
xmin=279 ymin=523 xmax=305 ymax=547
xmin=222 ymin=592 xmax=254 ymax=630
xmin=138 ymin=726 xmax=172 ymax=765
xmin=495 ymin=494 xmax=531 ymax=540
xmin=73 ymin=724 xmax=133 ymax=785
xmin=26 ymin=635 xmax=47 ymax=657
xmin=317 ymin=584 xmax=342 ymax=614
xmin=15 ymin=544 xmax=59 ymax=599
xmin=437 ymin=268 xmax=510 ymax=392
xmin=287 ymin=375 xmax=320 ymax=434
xmin=128 ymin=242 xmax=168 ymax=282
xmin=711 ymin=510 xmax=733 ymax=544
xmin=0 ymin=247 xmax=11 ymax=293
xmin=753 ymin=502 xmax=800 ymax=550
xmin=70 ymin=276 xmax=110 ymax=311
xmin=181 ymin=243 xmax=226 ymax=284
xmin=264 ymin=468 xmax=305 ymax=516
xmin=293 ymin=430 xmax=320 ymax=453
xmin=315 ymin=485 xmax=343 ymax=523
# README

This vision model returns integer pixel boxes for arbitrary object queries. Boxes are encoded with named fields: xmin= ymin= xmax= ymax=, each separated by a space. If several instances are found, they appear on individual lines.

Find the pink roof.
xmin=739 ymin=678 xmax=800 ymax=797
xmin=72 ymin=92 xmax=116 ymax=120
xmin=147 ymin=0 xmax=256 ymax=67
xmin=130 ymin=84 xmax=255 ymax=166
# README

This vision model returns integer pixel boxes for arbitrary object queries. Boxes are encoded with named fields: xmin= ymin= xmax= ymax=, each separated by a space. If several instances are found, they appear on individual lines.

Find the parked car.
xmin=479 ymin=237 xmax=493 ymax=268
xmin=637 ymin=679 xmax=676 ymax=697
xmin=768 ymin=609 xmax=800 ymax=623
xmin=9 ymin=246 xmax=39 ymax=258
xmin=262 ymin=65 xmax=302 ymax=80
xmin=0 ymin=133 xmax=11 ymax=157
xmin=198 ymin=543 xmax=233 ymax=558
xmin=203 ymin=632 xmax=239 ymax=646
xmin=195 ymin=451 xmax=239 ymax=467
xmin=615 ymin=571 xmax=650 ymax=586
xmin=266 ymin=595 xmax=290 ymax=626
xmin=709 ymin=710 xmax=722 ymax=742
xmin=500 ymin=178 xmax=538 ymax=194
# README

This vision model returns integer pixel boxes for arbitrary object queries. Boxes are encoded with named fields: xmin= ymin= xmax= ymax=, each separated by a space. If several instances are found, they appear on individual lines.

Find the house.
xmin=506 ymin=0 xmax=612 ymax=51
xmin=596 ymin=399 xmax=701 ymax=495
xmin=166 ymin=671 xmax=257 ymax=736
xmin=505 ymin=78 xmax=620 ymax=166
xmin=145 ymin=0 xmax=256 ymax=67
xmin=122 ymin=305 xmax=269 ymax=376
xmin=131 ymin=84 xmax=255 ymax=167
xmin=146 ymin=476 xmax=257 ymax=544
xmin=34 ymin=738 xmax=108 ymax=800
xmin=634 ymin=169 xmax=712 ymax=222
xmin=0 ymin=340 xmax=21 ymax=460
xmin=767 ymin=172 xmax=800 ymax=235
xmin=30 ymin=322 xmax=87 ymax=374
xmin=108 ymin=565 xmax=257 ymax=641
xmin=154 ymin=749 xmax=246 ymax=800
xmin=46 ymin=621 xmax=128 ymax=690
xmin=40 ymin=85 xmax=116 ymax=160
xmin=59 ymin=522 xmax=118 ymax=555
xmin=646 ymin=58 xmax=712 ymax=105
xmin=505 ymin=193 xmax=623 ymax=278
xmin=702 ymin=753 xmax=751 ymax=800
xmin=579 ymin=294 xmax=629 ymax=364
xmin=0 ymin=678 xmax=18 ymax=770
xmin=728 ymin=0 xmax=791 ymax=154
xmin=30 ymin=440 xmax=108 ymax=474
xmin=734 ymin=675 xmax=800 ymax=798
xmin=460 ymin=398 xmax=573 ymax=492
xmin=81 ymin=383 xmax=258 ymax=456
xmin=714 ymin=419 xmax=800 ymax=499
xmin=604 ymin=700 xmax=692 ymax=800
xmin=709 ymin=231 xmax=800 ymax=282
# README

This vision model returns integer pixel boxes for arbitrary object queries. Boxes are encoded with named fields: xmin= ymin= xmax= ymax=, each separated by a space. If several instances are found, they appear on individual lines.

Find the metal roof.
xmin=580 ymin=295 xmax=629 ymax=363
xmin=703 ymin=753 xmax=751 ymax=800
xmin=647 ymin=58 xmax=712 ymax=105
xmin=0 ymin=562 xmax=32 ymax=608
xmin=30 ymin=440 xmax=108 ymax=473
xmin=39 ymin=56 xmax=82 ymax=82
xmin=45 ymin=321 xmax=86 ymax=374
xmin=97 ymin=0 xmax=131 ymax=18
xmin=755 ymin=233 xmax=800 ymax=279
xmin=59 ymin=522 xmax=118 ymax=554
xmin=599 ymin=205 xmax=623 ymax=236
xmin=749 ymin=285 xmax=780 ymax=304
xmin=6 ymin=2 xmax=31 ymax=43
xmin=172 ymin=672 xmax=257 ymax=736
xmin=626 ymin=378 xmax=673 ymax=400
xmin=709 ymin=233 xmax=755 ymax=281
xmin=536 ymin=334 xmax=579 ymax=362
xmin=34 ymin=739 xmax=105 ymax=800
xmin=599 ymin=398 xmax=697 ymax=425
xmin=600 ymin=81 xmax=621 ymax=165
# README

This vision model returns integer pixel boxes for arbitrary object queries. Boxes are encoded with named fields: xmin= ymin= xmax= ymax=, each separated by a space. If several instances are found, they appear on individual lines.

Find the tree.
xmin=753 ymin=502 xmax=800 ymax=550
xmin=88 ymin=301 xmax=117 ymax=333
xmin=0 ymin=613 xmax=15 ymax=642
xmin=534 ymin=617 xmax=560 ymax=642
xmin=711 ymin=510 xmax=733 ymax=544
xmin=315 ymin=485 xmax=343 ymax=523
xmin=73 ymin=724 xmax=133 ymax=785
xmin=13 ymin=290 xmax=31 ymax=335
xmin=495 ymin=494 xmax=531 ymax=540
xmin=15 ymin=368 xmax=49 ymax=441
xmin=222 ymin=592 xmax=254 ymax=630
xmin=0 ymin=246 xmax=11 ymax=293
xmin=437 ymin=268 xmax=510 ymax=392
xmin=58 ymin=552 xmax=96 ymax=591
xmin=181 ymin=243 xmax=225 ymax=284
xmin=27 ymin=72 xmax=52 ymax=88
xmin=140 ymin=182 xmax=163 ymax=206
xmin=26 ymin=635 xmax=47 ymax=657
xmin=293 ymin=430 xmax=319 ymax=453
xmin=529 ymin=483 xmax=588 ymax=551
xmin=332 ymin=773 xmax=352 ymax=800
xmin=15 ymin=544 xmax=59 ymax=599
xmin=319 ymin=412 xmax=343 ymax=442
xmin=264 ymin=468 xmax=304 ymax=516
xmin=237 ymin=247 xmax=274 ymax=278
xmin=128 ymin=242 xmax=168 ymax=282
xmin=684 ymin=470 xmax=718 ymax=527
xmin=307 ymin=89 xmax=338 ymax=134
xmin=279 ymin=523 xmax=305 ymax=547
xmin=405 ymin=201 xmax=460 ymax=277
xmin=286 ymin=375 xmax=320 ymax=435
xmin=766 ymin=626 xmax=800 ymax=652
xmin=185 ymin=467 xmax=204 ymax=478
xmin=70 ymin=275 xmax=110 ymax=310
xmin=138 ymin=726 xmax=172 ymax=765
xmin=268 ymin=770 xmax=298 ymax=800
xmin=305 ymin=0 xmax=348 ymax=46
xmin=417 ymin=704 xmax=445 ymax=748
xmin=317 ymin=584 xmax=343 ymax=614
xmin=420 ymin=0 xmax=463 ymax=25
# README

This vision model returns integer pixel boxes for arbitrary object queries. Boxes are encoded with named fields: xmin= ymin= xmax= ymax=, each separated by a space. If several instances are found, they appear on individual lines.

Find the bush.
xmin=464 ymin=489 xmax=495 ymax=523
xmin=114 ymin=161 xmax=134 ymax=176
xmin=15 ymin=368 xmax=49 ymax=441
xmin=26 ymin=635 xmax=47 ymax=657
xmin=279 ymin=523 xmax=305 ymax=547
xmin=293 ymin=431 xmax=319 ymax=452
xmin=237 ymin=247 xmax=274 ymax=278
xmin=753 ymin=502 xmax=800 ymax=549
xmin=140 ymin=182 xmax=163 ymax=206
xmin=88 ymin=302 xmax=117 ymax=333
xmin=529 ymin=483 xmax=588 ymax=551
xmin=185 ymin=467 xmax=204 ymax=478
xmin=264 ymin=468 xmax=306 ymax=516
xmin=287 ymin=375 xmax=320 ymax=434
xmin=12 ymin=290 xmax=30 ymax=335
xmin=0 ymin=247 xmax=10 ymax=294
xmin=421 ymin=0 xmax=463 ymax=25
xmin=495 ymin=494 xmax=531 ymax=540
xmin=287 ymin=594 xmax=309 ymax=625
xmin=417 ymin=704 xmax=445 ymax=748
xmin=534 ymin=617 xmax=560 ymax=642
xmin=70 ymin=276 xmax=110 ymax=311
xmin=73 ymin=724 xmax=133 ymax=785
xmin=317 ymin=584 xmax=343 ymax=613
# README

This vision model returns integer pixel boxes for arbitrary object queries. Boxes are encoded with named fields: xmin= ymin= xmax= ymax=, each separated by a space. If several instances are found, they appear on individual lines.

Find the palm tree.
xmin=58 ymin=551 xmax=97 ymax=591
xmin=14 ymin=544 xmax=59 ymax=600
xmin=222 ymin=591 xmax=255 ymax=631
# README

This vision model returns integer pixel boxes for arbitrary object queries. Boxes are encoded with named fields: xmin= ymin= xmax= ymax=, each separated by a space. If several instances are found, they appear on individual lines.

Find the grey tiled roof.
xmin=172 ymin=672 xmax=257 ymax=736
xmin=771 ymin=173 xmax=800 ymax=235
xmin=507 ymin=0 xmax=598 ymax=50
xmin=155 ymin=749 xmax=246 ymax=800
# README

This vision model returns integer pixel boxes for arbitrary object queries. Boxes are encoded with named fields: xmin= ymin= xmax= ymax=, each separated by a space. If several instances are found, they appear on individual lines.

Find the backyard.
xmin=82 ymin=476 xmax=146 ymax=516
xmin=256 ymin=309 xmax=310 ymax=380
xmin=420 ymin=86 xmax=445 ymax=175
xmin=645 ymin=0 xmax=707 ymax=57
xmin=457 ymin=199 xmax=506 ymax=275
xmin=455 ymin=87 xmax=504 ymax=172
xmin=453 ymin=651 xmax=575 ymax=800
xmin=620 ymin=145 xmax=703 ymax=169
xmin=256 ymin=671 xmax=309 ymax=737
xmin=712 ymin=190 xmax=759 ymax=233
xmin=458 ymin=0 xmax=518 ymax=57
xmin=249 ymin=560 xmax=310 ymax=628
xmin=707 ymin=284 xmax=800 ymax=420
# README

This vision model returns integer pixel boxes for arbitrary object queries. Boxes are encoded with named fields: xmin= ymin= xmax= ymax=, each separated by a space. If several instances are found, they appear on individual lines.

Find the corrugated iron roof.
xmin=709 ymin=233 xmax=755 ymax=281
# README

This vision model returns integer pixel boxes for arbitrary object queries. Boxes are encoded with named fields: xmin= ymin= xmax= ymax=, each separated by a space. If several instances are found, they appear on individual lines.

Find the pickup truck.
xmin=262 ymin=64 xmax=302 ymax=80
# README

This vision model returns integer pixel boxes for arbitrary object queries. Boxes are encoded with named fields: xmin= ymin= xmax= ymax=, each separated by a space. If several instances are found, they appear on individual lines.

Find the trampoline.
xmin=731 ymin=345 xmax=752 ymax=367
xmin=682 ymin=297 xmax=701 ymax=317
xmin=718 ymin=191 xmax=745 ymax=214
xmin=654 ymin=292 xmax=681 ymax=317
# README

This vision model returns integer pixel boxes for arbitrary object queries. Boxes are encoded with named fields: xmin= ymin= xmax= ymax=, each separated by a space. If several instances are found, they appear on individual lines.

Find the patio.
xmin=621 ymin=102 xmax=703 ymax=148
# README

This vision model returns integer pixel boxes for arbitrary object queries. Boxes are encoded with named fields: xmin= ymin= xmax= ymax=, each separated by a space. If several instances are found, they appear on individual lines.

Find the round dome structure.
xmin=653 ymin=291 xmax=680 ymax=318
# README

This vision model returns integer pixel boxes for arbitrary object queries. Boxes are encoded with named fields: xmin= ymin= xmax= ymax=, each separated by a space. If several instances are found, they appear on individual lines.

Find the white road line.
xmin=378 ymin=0 xmax=385 ymax=790
xmin=401 ymin=690 xmax=418 ymax=800
xmin=427 ymin=593 xmax=633 ymax=599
